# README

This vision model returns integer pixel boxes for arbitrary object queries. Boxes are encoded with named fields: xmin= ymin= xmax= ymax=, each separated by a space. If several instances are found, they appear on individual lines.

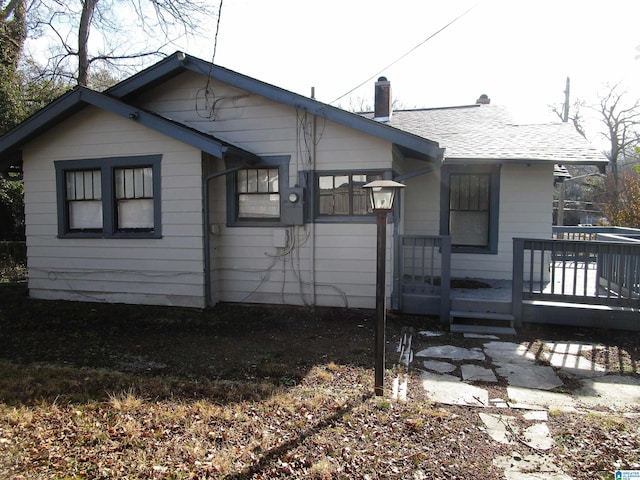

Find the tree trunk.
xmin=0 ymin=0 xmax=26 ymax=69
xmin=78 ymin=0 xmax=98 ymax=86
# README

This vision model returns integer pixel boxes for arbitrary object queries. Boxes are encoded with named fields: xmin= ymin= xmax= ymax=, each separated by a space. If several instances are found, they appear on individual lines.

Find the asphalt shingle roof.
xmin=362 ymin=104 xmax=607 ymax=165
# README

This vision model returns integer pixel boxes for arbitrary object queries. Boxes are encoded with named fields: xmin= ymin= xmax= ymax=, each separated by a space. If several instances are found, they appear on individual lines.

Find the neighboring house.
xmin=0 ymin=52 xmax=608 ymax=319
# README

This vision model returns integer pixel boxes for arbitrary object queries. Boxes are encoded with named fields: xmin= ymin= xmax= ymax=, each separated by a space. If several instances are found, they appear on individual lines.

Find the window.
xmin=55 ymin=155 xmax=161 ymax=238
xmin=65 ymin=170 xmax=102 ymax=231
xmin=440 ymin=165 xmax=500 ymax=253
xmin=316 ymin=172 xmax=383 ymax=217
xmin=115 ymin=167 xmax=154 ymax=231
xmin=236 ymin=168 xmax=280 ymax=219
xmin=225 ymin=156 xmax=290 ymax=226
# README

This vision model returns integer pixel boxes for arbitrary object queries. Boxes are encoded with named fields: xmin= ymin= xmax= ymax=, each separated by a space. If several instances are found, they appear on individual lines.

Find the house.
xmin=0 ymin=52 xmax=613 ymax=327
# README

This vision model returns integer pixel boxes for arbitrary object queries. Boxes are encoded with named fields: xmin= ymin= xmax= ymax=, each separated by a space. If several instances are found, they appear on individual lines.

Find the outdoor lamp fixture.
xmin=363 ymin=179 xmax=405 ymax=396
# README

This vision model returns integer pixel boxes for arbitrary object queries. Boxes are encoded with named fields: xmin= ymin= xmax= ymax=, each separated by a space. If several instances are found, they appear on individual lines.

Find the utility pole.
xmin=558 ymin=77 xmax=570 ymax=226
xmin=562 ymin=77 xmax=570 ymax=123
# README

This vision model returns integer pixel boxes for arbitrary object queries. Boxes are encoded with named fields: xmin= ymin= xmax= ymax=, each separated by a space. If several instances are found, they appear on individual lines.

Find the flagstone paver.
xmin=461 ymin=364 xmax=498 ymax=383
xmin=415 ymin=345 xmax=485 ymax=361
xmin=420 ymin=371 xmax=488 ymax=407
xmin=422 ymin=360 xmax=457 ymax=373
xmin=495 ymin=362 xmax=564 ymax=390
xmin=410 ymin=334 xmax=638 ymax=480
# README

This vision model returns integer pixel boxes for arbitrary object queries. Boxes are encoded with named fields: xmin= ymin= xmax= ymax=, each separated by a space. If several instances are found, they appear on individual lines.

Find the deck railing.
xmin=394 ymin=235 xmax=451 ymax=325
xmin=513 ymin=230 xmax=640 ymax=327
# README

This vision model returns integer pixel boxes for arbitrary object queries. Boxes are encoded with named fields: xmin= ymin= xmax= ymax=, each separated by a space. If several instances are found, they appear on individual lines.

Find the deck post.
xmin=440 ymin=236 xmax=451 ymax=328
xmin=512 ymin=238 xmax=524 ymax=328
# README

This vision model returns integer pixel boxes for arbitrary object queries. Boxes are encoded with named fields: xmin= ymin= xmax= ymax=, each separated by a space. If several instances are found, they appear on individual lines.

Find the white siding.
xmin=23 ymin=107 xmax=206 ymax=307
xmin=133 ymin=71 xmax=397 ymax=309
xmin=403 ymin=162 xmax=554 ymax=280
xmin=21 ymin=67 xmax=555 ymax=312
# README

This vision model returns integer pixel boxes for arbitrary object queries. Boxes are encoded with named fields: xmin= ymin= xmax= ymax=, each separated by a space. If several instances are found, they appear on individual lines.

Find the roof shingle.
xmin=362 ymin=104 xmax=607 ymax=164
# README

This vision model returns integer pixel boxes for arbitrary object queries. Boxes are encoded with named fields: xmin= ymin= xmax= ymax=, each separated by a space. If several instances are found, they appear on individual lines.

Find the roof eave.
xmin=443 ymin=156 xmax=608 ymax=165
xmin=109 ymin=52 xmax=443 ymax=162
xmin=0 ymin=86 xmax=260 ymax=167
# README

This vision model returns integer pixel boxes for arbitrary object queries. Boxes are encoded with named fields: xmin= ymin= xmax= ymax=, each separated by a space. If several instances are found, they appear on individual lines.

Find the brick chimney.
xmin=476 ymin=94 xmax=491 ymax=105
xmin=374 ymin=77 xmax=392 ymax=121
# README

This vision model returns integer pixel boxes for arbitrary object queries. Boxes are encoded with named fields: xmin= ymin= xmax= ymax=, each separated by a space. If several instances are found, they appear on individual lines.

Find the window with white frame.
xmin=55 ymin=155 xmax=161 ymax=238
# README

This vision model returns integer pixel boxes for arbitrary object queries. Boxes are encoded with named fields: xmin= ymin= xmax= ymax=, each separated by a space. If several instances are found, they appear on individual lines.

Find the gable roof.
xmin=0 ymin=52 xmax=444 ymax=168
xmin=363 ymin=104 xmax=608 ymax=165
xmin=0 ymin=86 xmax=261 ymax=170
xmin=106 ymin=52 xmax=444 ymax=161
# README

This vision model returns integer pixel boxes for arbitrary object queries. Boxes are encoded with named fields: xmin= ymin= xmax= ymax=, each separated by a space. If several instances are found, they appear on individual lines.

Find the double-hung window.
xmin=226 ymin=155 xmax=290 ymax=226
xmin=236 ymin=167 xmax=280 ymax=220
xmin=56 ymin=155 xmax=161 ymax=238
xmin=65 ymin=169 xmax=102 ymax=231
xmin=440 ymin=165 xmax=500 ymax=253
xmin=115 ymin=166 xmax=155 ymax=231
xmin=316 ymin=172 xmax=383 ymax=218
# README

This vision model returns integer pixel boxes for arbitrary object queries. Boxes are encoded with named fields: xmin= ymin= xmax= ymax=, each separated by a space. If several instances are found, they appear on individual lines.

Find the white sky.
xmin=26 ymin=0 xmax=640 ymax=144
xmin=176 ymin=0 xmax=640 ymax=136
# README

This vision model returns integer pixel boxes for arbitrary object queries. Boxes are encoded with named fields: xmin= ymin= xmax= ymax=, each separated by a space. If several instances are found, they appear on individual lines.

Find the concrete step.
xmin=449 ymin=324 xmax=517 ymax=335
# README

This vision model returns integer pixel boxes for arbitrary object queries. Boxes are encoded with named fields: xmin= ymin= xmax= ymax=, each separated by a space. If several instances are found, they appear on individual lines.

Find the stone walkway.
xmin=394 ymin=331 xmax=640 ymax=480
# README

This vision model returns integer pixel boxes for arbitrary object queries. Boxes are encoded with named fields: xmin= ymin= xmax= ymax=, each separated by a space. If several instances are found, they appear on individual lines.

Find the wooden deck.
xmin=396 ymin=228 xmax=640 ymax=332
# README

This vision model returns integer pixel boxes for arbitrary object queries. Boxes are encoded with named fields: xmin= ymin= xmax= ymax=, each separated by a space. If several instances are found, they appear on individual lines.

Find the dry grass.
xmin=0 ymin=283 xmax=639 ymax=478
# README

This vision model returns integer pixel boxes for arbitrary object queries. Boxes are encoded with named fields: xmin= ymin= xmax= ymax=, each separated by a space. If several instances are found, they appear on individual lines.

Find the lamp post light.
xmin=363 ymin=179 xmax=405 ymax=396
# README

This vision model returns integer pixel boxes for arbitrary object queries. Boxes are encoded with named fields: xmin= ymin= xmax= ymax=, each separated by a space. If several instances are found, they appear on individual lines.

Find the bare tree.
xmin=593 ymin=83 xmax=640 ymax=181
xmin=30 ymin=0 xmax=215 ymax=86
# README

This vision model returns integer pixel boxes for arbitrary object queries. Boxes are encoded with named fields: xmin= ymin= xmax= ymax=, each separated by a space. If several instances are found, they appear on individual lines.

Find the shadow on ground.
xmin=0 ymin=283 xmax=387 ymax=405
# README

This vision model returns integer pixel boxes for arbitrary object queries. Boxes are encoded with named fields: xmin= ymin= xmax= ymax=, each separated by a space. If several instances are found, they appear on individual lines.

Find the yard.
xmin=0 ymin=282 xmax=639 ymax=479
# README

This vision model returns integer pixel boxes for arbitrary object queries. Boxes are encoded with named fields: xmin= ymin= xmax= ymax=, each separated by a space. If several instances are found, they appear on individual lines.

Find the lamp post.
xmin=363 ymin=179 xmax=405 ymax=396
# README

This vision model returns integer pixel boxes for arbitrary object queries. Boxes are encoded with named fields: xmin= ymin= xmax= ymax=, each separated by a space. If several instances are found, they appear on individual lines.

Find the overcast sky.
xmin=175 ymin=0 xmax=640 ymax=135
xmin=26 ymin=0 xmax=640 ymax=142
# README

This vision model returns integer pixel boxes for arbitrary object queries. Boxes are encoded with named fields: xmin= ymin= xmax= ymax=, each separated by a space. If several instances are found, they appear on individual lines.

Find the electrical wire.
xmin=199 ymin=0 xmax=225 ymax=120
xmin=331 ymin=2 xmax=481 ymax=105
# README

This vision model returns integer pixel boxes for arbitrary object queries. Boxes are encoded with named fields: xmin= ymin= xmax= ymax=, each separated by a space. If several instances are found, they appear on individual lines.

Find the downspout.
xmin=202 ymin=162 xmax=245 ymax=307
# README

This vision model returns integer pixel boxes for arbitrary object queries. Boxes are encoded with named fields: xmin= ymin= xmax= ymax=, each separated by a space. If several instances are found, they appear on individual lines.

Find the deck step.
xmin=449 ymin=324 xmax=517 ymax=335
xmin=449 ymin=310 xmax=516 ymax=335
xmin=450 ymin=310 xmax=515 ymax=322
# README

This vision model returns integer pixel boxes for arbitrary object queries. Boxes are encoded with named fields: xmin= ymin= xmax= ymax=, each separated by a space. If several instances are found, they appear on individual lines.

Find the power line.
xmin=211 ymin=0 xmax=225 ymax=66
xmin=330 ymin=2 xmax=481 ymax=105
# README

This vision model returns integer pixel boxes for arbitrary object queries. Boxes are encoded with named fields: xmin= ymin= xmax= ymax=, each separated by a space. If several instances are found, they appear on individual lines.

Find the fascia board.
xmin=105 ymin=52 xmax=442 ymax=161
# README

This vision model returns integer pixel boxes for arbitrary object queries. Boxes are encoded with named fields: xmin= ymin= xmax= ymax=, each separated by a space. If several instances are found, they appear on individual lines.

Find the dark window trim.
xmin=225 ymin=155 xmax=290 ymax=227
xmin=440 ymin=164 xmax=500 ymax=254
xmin=312 ymin=169 xmax=390 ymax=223
xmin=55 ymin=155 xmax=162 ymax=239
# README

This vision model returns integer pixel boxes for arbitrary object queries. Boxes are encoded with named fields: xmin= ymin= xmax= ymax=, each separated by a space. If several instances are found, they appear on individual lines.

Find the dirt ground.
xmin=0 ymin=283 xmax=639 ymax=479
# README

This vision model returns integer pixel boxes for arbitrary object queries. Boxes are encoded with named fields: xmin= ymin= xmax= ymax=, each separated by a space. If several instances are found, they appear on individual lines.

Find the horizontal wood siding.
xmin=136 ymin=72 xmax=396 ymax=309
xmin=139 ymin=71 xmax=392 ymax=171
xmin=23 ymin=107 xmax=206 ymax=308
xmin=402 ymin=163 xmax=553 ymax=280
